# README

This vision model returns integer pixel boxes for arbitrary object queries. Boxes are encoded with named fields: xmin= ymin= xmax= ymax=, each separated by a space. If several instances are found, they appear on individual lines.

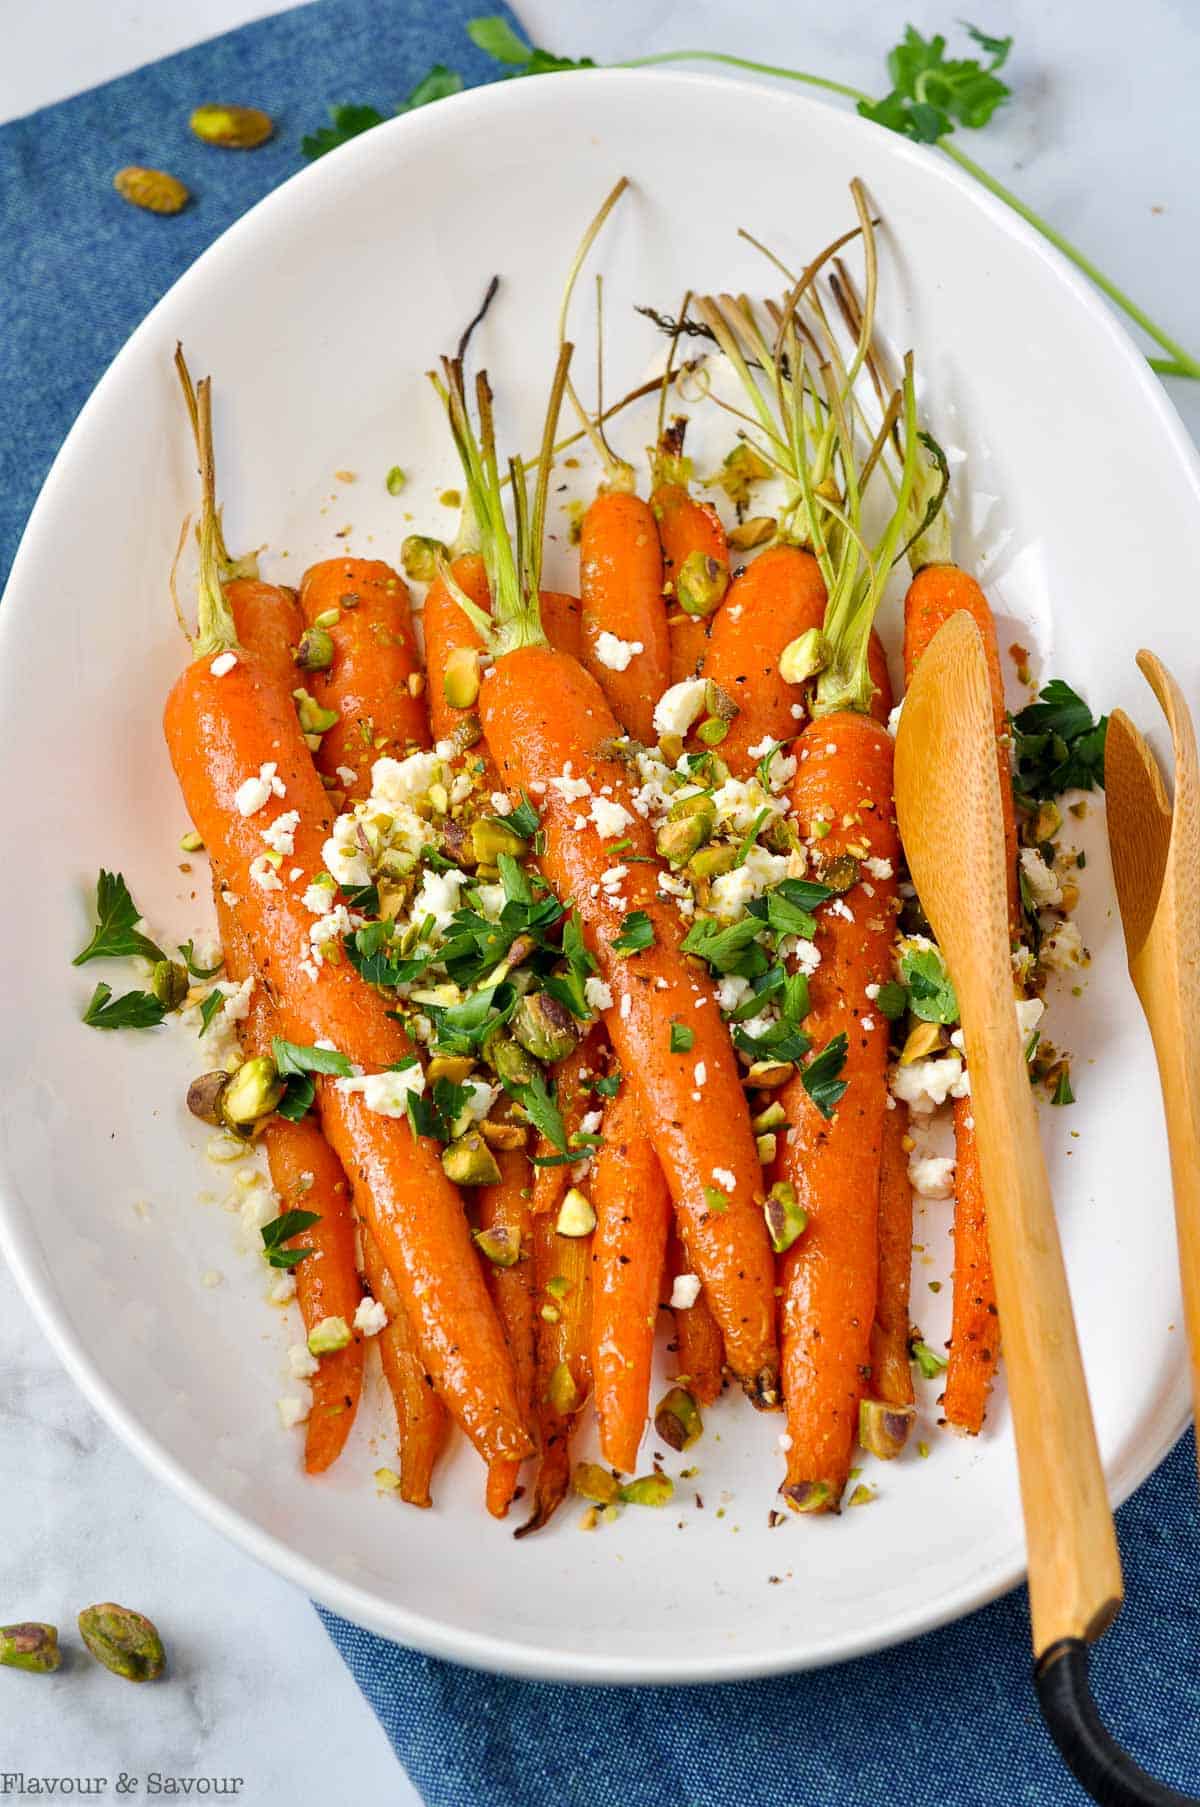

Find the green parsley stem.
xmin=619 ymin=49 xmax=1200 ymax=382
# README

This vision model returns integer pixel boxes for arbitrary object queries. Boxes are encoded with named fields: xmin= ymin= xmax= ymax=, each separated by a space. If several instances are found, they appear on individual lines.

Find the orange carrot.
xmin=579 ymin=491 xmax=671 ymax=743
xmin=478 ymin=1147 xmax=537 ymax=1519
xmin=515 ymin=1209 xmax=592 ymax=1537
xmin=165 ymin=645 xmax=529 ymax=1464
xmin=482 ymin=644 xmax=779 ymax=1405
xmin=776 ymin=714 xmax=902 ymax=1510
xmin=361 ymin=1228 xmax=450 ymax=1507
xmin=589 ymin=1076 xmax=672 ymax=1474
xmin=226 ymin=580 xmax=303 ymax=693
xmin=540 ymin=590 xmax=582 ymax=661
xmin=904 ymin=561 xmax=1011 ymax=1434
xmin=666 ymin=1230 xmax=725 ymax=1407
xmin=423 ymin=553 xmax=492 ymax=750
xmin=217 ymin=891 xmax=366 ymax=1474
xmin=652 ymin=421 xmax=731 ymax=686
xmin=701 ymin=544 xmax=891 ymax=772
xmin=298 ymin=557 xmax=427 ymax=798
xmin=530 ymin=1029 xmax=605 ymax=1219
xmin=870 ymin=1099 xmax=915 ymax=1417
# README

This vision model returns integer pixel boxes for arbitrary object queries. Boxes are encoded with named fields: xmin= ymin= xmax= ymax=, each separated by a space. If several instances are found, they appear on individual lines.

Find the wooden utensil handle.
xmin=966 ymin=1013 xmax=1124 ymax=1655
xmin=1140 ymin=1007 xmax=1200 ymax=1463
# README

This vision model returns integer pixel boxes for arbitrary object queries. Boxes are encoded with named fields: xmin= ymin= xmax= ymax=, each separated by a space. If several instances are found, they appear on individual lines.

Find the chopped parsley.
xmin=261 ymin=1209 xmax=322 ymax=1269
xmin=1012 ymin=679 xmax=1108 ymax=803
xmin=272 ymin=1037 xmax=355 ymax=1079
xmin=81 ymin=982 xmax=166 ymax=1031
xmin=197 ymin=988 xmax=226 ymax=1036
xmin=178 ymin=938 xmax=223 ymax=980
xmin=897 ymin=943 xmax=959 ymax=1026
xmin=909 ymin=1335 xmax=948 ymax=1379
xmin=669 ymin=1021 xmax=695 ymax=1054
xmin=73 ymin=871 xmax=167 ymax=968
xmin=801 ymin=1033 xmax=849 ymax=1120
xmin=611 ymin=911 xmax=655 ymax=956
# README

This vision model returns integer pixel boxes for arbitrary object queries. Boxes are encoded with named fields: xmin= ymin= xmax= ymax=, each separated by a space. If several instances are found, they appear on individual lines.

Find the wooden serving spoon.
xmin=896 ymin=613 xmax=1198 ymax=1807
xmin=1107 ymin=651 xmax=1200 ymax=1451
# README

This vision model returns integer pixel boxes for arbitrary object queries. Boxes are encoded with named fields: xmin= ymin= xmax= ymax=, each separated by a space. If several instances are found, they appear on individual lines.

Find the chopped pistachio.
xmin=179 ymin=830 xmax=204 ymax=853
xmin=818 ymin=852 xmax=861 ymax=894
xmin=189 ymin=103 xmax=273 ymax=149
xmin=751 ymin=1101 xmax=787 ymax=1133
xmin=686 ymin=843 xmax=736 ymax=882
xmin=657 ymin=792 xmax=716 ymax=867
xmin=618 ymin=1473 xmax=675 ymax=1508
xmin=695 ymin=715 xmax=728 ymax=747
xmin=0 ymin=1623 xmax=61 ymax=1674
xmin=150 ymin=959 xmax=189 ymax=1011
xmin=779 ymin=627 xmax=828 ymax=685
xmin=763 ymin=1181 xmax=807 ymax=1254
xmin=482 ymin=1031 xmax=537 ymax=1088
xmin=473 ymin=1225 xmax=521 ymax=1268
xmin=899 ymin=1021 xmax=945 ymax=1065
xmin=745 ymin=1059 xmax=794 ymax=1090
xmin=573 ymin=1462 xmax=619 ymax=1506
xmin=848 ymin=1484 xmax=875 ymax=1507
xmin=709 ymin=443 xmax=773 ymax=510
xmin=755 ymin=1132 xmax=778 ymax=1164
xmin=676 ymin=551 xmax=730 ymax=619
xmin=512 ymin=991 xmax=577 ymax=1063
xmin=308 ymin=1315 xmax=352 ymax=1355
xmin=442 ymin=645 xmax=482 ymax=710
xmin=781 ymin=1480 xmax=832 ymax=1515
xmin=442 ymin=1132 xmax=502 ymax=1187
xmin=654 ymin=1386 xmax=703 ymax=1452
xmin=469 ymin=818 xmax=528 ymax=864
xmin=556 ymin=1187 xmax=596 ymax=1238
xmin=858 ymin=1398 xmax=915 ymax=1461
xmin=479 ymin=1118 xmax=527 ymax=1151
xmin=385 ymin=466 xmax=407 ymax=496
xmin=547 ymin=1361 xmax=578 ymax=1414
xmin=427 ymin=1054 xmax=475 ymax=1085
xmin=220 ymin=1055 xmax=285 ymax=1132
xmin=314 ymin=607 xmax=341 ymax=629
xmin=186 ymin=1070 xmax=229 ymax=1126
xmin=294 ymin=626 xmax=334 ymax=672
xmin=374 ymin=1466 xmax=401 ymax=1492
xmin=726 ymin=514 xmax=777 ymax=551
xmin=401 ymin=534 xmax=448 ymax=583
xmin=293 ymin=689 xmax=339 ymax=734
xmin=704 ymin=679 xmax=739 ymax=722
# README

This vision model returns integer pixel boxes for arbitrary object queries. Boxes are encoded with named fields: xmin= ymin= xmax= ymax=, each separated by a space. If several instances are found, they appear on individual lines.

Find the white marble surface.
xmin=1 ymin=1 xmax=1198 ymax=1801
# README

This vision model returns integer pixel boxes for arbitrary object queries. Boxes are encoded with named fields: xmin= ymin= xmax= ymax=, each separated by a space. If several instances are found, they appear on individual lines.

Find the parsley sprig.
xmin=1012 ymin=679 xmax=1108 ymax=803
xmin=74 ymin=871 xmax=166 ymax=968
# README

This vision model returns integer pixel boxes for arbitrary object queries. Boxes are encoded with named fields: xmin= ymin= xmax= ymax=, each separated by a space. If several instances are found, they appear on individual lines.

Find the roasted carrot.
xmin=515 ymin=1209 xmax=593 ymax=1537
xmin=776 ymin=715 xmax=902 ymax=1509
xmin=870 ymin=1099 xmax=916 ymax=1419
xmin=652 ymin=419 xmax=731 ymax=686
xmin=166 ymin=378 xmax=529 ymax=1465
xmin=478 ymin=1147 xmax=538 ymax=1519
xmin=530 ymin=1029 xmax=605 ymax=1220
xmin=590 ymin=1076 xmax=673 ymax=1473
xmin=226 ymin=579 xmax=303 ymax=691
xmin=298 ymin=557 xmax=426 ymax=797
xmin=540 ymin=590 xmax=583 ymax=660
xmin=436 ymin=353 xmax=780 ymax=1407
xmin=423 ymin=553 xmax=492 ymax=750
xmin=216 ymin=892 xmax=366 ymax=1473
xmin=579 ymin=490 xmax=671 ymax=744
xmin=666 ymin=1230 xmax=725 ymax=1407
xmin=361 ymin=1228 xmax=450 ymax=1508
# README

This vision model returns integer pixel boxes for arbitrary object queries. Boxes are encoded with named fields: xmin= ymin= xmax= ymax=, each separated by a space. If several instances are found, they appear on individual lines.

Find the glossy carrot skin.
xmin=940 ymin=1095 xmax=997 ymax=1434
xmin=361 ymin=1229 xmax=450 ymax=1508
xmin=776 ymin=714 xmax=901 ymax=1509
xmin=478 ymin=1148 xmax=537 ymax=1518
xmin=590 ymin=1079 xmax=673 ymax=1473
xmin=516 ymin=1210 xmax=593 ymax=1537
xmin=423 ymin=554 xmax=493 ymax=751
xmin=904 ymin=562 xmax=1010 ymax=1432
xmin=298 ymin=558 xmax=426 ymax=798
xmin=530 ymin=1030 xmax=605 ymax=1220
xmin=870 ymin=1100 xmax=916 ymax=1415
xmin=482 ymin=645 xmax=779 ymax=1405
xmin=702 ymin=545 xmax=893 ymax=772
xmin=655 ymin=479 xmax=729 ymax=687
xmin=216 ymin=891 xmax=366 ymax=1473
xmin=540 ymin=590 xmax=582 ymax=661
xmin=227 ymin=580 xmax=302 ymax=692
xmin=164 ymin=654 xmax=530 ymax=1463
xmin=666 ymin=1229 xmax=724 ymax=1406
xmin=579 ymin=492 xmax=670 ymax=744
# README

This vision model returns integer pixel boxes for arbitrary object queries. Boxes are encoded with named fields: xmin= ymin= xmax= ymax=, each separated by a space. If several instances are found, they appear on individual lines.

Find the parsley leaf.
xmin=81 ymin=982 xmax=166 ymax=1031
xmin=344 ymin=921 xmax=431 ymax=990
xmin=405 ymin=1076 xmax=472 ymax=1144
xmin=733 ymin=1020 xmax=812 ymax=1064
xmin=340 ymin=881 xmax=381 ymax=916
xmin=593 ymin=1069 xmax=621 ymax=1098
xmin=198 ymin=988 xmax=225 ymax=1036
xmin=910 ymin=1335 xmax=947 ymax=1379
xmin=504 ymin=1068 xmax=569 ymax=1152
xmin=801 ymin=1033 xmax=849 ymax=1120
xmin=669 ymin=1021 xmax=695 ymax=1054
xmin=406 ymin=63 xmax=464 ymax=107
xmin=858 ymin=22 xmax=1011 ymax=143
xmin=178 ymin=939 xmax=223 ymax=981
xmin=726 ymin=966 xmax=786 ymax=1022
xmin=679 ymin=914 xmax=769 ymax=979
xmin=261 ymin=1209 xmax=322 ymax=1269
xmin=898 ymin=943 xmax=959 ymax=1026
xmin=272 ymin=1037 xmax=354 ymax=1079
xmin=875 ymin=979 xmax=909 ymax=1021
xmin=276 ymin=1074 xmax=316 ymax=1123
xmin=1012 ymin=679 xmax=1109 ymax=802
xmin=467 ymin=15 xmax=597 ymax=76
xmin=497 ymin=853 xmax=533 ymax=905
xmin=504 ymin=793 xmax=542 ymax=838
xmin=301 ymin=101 xmax=385 ymax=161
xmin=1051 ymin=1066 xmax=1076 ymax=1107
xmin=423 ymin=983 xmax=516 ymax=1055
xmin=73 ymin=871 xmax=167 ymax=968
xmin=612 ymin=911 xmax=655 ymax=956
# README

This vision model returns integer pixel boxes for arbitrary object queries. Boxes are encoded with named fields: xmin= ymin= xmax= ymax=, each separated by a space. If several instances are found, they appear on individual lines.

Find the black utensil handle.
xmin=1036 ymin=1638 xmax=1199 ymax=1806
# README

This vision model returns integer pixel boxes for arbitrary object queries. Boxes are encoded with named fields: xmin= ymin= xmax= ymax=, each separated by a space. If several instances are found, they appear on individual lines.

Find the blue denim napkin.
xmin=4 ymin=6 xmax=1200 ymax=1802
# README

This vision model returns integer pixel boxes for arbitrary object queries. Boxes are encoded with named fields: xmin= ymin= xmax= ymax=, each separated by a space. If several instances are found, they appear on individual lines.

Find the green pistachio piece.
xmin=313 ymin=607 xmax=341 ymax=629
xmin=77 ymin=1603 xmax=165 ymax=1682
xmin=744 ymin=1059 xmax=794 ymax=1089
xmin=858 ymin=1398 xmax=916 ymax=1461
xmin=704 ymin=679 xmax=739 ymax=723
xmin=686 ymin=843 xmax=736 ymax=882
xmin=401 ymin=534 xmax=449 ymax=583
xmin=426 ymin=1054 xmax=475 ymax=1085
xmin=817 ymin=852 xmax=861 ymax=894
xmin=618 ymin=1473 xmax=675 ymax=1508
xmin=293 ymin=689 xmax=340 ymax=735
xmin=179 ymin=830 xmax=204 ymax=853
xmin=547 ymin=1361 xmax=578 ymax=1414
xmin=442 ymin=1132 xmax=502 ymax=1187
xmin=653 ymin=1386 xmax=703 ymax=1452
xmin=695 ymin=717 xmax=728 ymax=747
xmin=676 ymin=550 xmax=730 ymax=619
xmin=150 ymin=959 xmax=189 ymax=1011
xmin=294 ymin=626 xmax=334 ymax=672
xmin=481 ymin=1030 xmax=537 ymax=1088
xmin=763 ymin=1181 xmax=808 ymax=1254
xmin=473 ymin=1225 xmax=521 ymax=1267
xmin=308 ymin=1315 xmax=352 ymax=1355
xmin=186 ymin=1070 xmax=230 ymax=1126
xmin=443 ymin=645 xmax=482 ymax=710
xmin=555 ymin=1187 xmax=596 ymax=1237
xmin=386 ymin=466 xmax=407 ymax=496
xmin=779 ymin=626 xmax=828 ymax=685
xmin=727 ymin=514 xmax=777 ymax=551
xmin=572 ymin=1462 xmax=619 ymax=1506
xmin=478 ymin=1118 xmax=528 ymax=1151
xmin=512 ymin=991 xmax=578 ymax=1064
xmin=780 ymin=1480 xmax=833 ymax=1515
xmin=751 ymin=1101 xmax=787 ymax=1133
xmin=755 ymin=1131 xmax=778 ymax=1164
xmin=220 ymin=1055 xmax=285 ymax=1132
xmin=0 ymin=1623 xmax=61 ymax=1674
xmin=469 ymin=818 xmax=528 ymax=864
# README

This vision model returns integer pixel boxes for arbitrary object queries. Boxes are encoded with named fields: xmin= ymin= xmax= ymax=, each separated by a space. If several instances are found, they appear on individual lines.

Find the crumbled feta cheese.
xmin=277 ymin=1395 xmax=310 ymax=1429
xmin=590 ymin=795 xmax=634 ymax=839
xmin=600 ymin=864 xmax=628 ymax=892
xmin=585 ymin=976 xmax=614 ymax=1012
xmin=249 ymin=854 xmax=283 ymax=892
xmin=709 ymin=845 xmax=790 ymax=923
xmin=1041 ymin=920 xmax=1084 ymax=972
xmin=1015 ymin=996 xmax=1046 ymax=1044
xmin=711 ymin=1166 xmax=736 ymax=1192
xmin=336 ymin=766 xmax=358 ymax=788
xmin=653 ymin=678 xmax=708 ymax=739
xmin=210 ymin=651 xmax=238 ymax=677
xmin=354 ymin=1298 xmax=388 ymax=1337
xmin=303 ymin=878 xmax=336 ymax=916
xmin=864 ymin=856 xmax=894 ymax=880
xmin=790 ymin=704 xmax=804 ymax=721
xmin=309 ymin=903 xmax=364 ymax=957
xmin=861 ymin=1016 xmax=875 ymax=1033
xmin=288 ymin=1343 xmax=320 ymax=1380
xmin=595 ymin=631 xmax=644 ymax=672
xmin=220 ymin=976 xmax=255 ymax=1025
xmin=412 ymin=866 xmax=466 ymax=931
xmin=716 ymin=974 xmax=752 ymax=1013
xmin=865 ymin=982 xmax=880 ymax=1000
xmin=459 ymin=1078 xmax=499 ymax=1125
xmin=490 ymin=791 xmax=513 ymax=816
xmin=322 ymin=831 xmax=370 ymax=888
xmin=791 ymin=940 xmax=823 ymax=976
xmin=267 ymin=1270 xmax=296 ymax=1304
xmin=908 ymin=1152 xmax=955 ymax=1199
xmin=619 ymin=992 xmax=632 ymax=1020
xmin=669 ymin=1272 xmax=702 ymax=1310
xmin=371 ymin=750 xmax=441 ymax=807
xmin=828 ymin=898 xmax=855 ymax=922
xmin=693 ymin=1061 xmax=707 ymax=1087
xmin=579 ymin=1110 xmax=604 ymax=1137
xmin=1020 ymin=846 xmax=1063 ymax=908
xmin=891 ymin=1054 xmax=968 ymax=1115
xmin=550 ymin=765 xmax=592 ymax=802
xmin=235 ymin=771 xmax=273 ymax=817
xmin=336 ymin=1064 xmax=426 ymax=1117
xmin=238 ymin=1183 xmax=276 ymax=1238
xmin=747 ymin=736 xmax=777 ymax=761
